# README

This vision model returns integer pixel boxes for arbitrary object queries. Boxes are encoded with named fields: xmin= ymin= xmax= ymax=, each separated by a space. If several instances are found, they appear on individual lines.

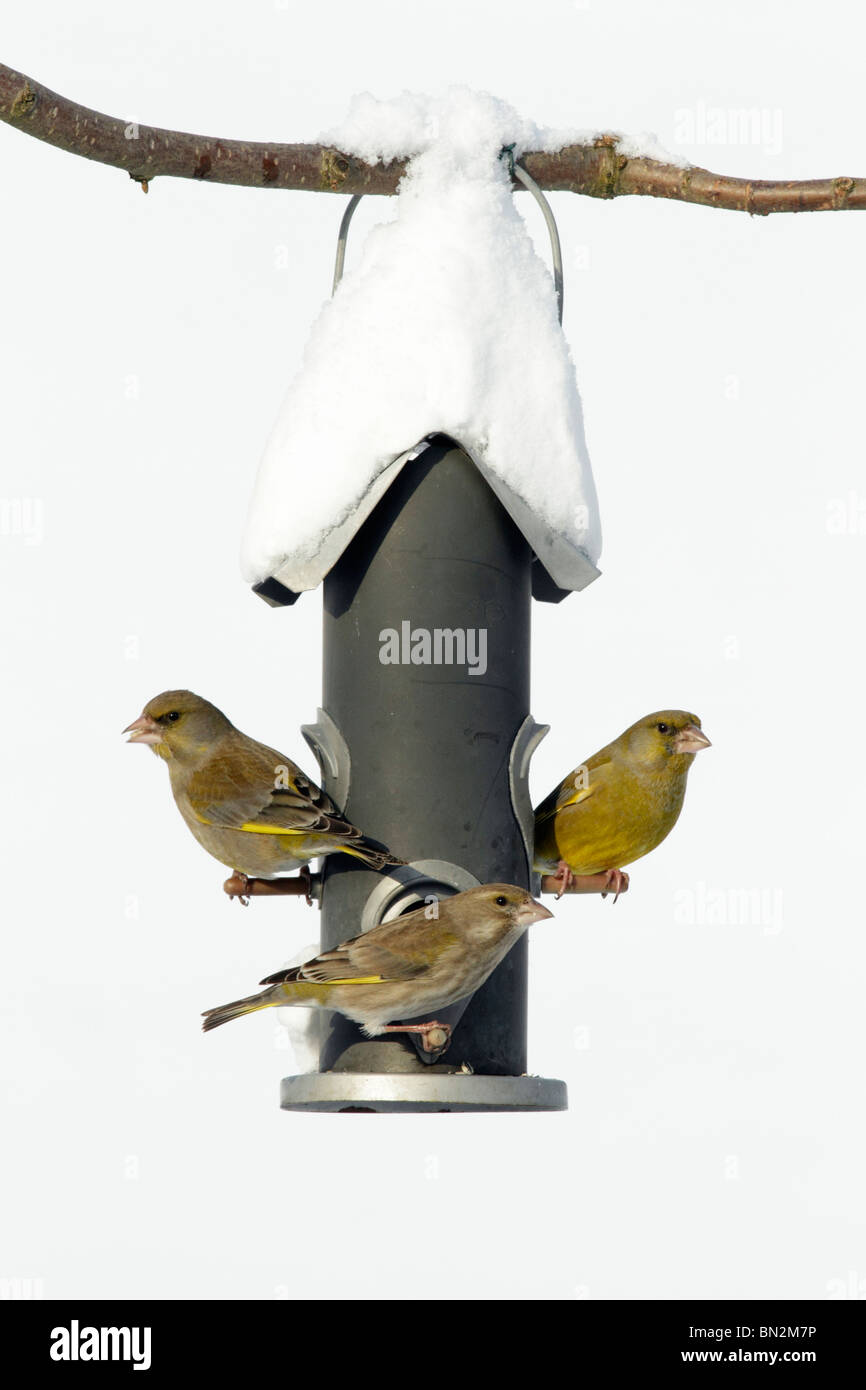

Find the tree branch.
xmin=2 ymin=61 xmax=864 ymax=213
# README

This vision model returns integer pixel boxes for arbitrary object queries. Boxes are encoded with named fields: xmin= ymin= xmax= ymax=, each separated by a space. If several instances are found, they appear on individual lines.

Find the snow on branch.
xmin=1 ymin=61 xmax=864 ymax=214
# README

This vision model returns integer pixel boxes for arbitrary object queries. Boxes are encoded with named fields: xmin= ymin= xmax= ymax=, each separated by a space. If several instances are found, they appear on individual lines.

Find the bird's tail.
xmin=201 ymin=985 xmax=283 ymax=1033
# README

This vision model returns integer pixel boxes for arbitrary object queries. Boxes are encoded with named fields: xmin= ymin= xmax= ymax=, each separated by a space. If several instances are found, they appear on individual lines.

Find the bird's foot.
xmin=600 ymin=867 xmax=629 ymax=903
xmin=380 ymin=1021 xmax=452 ymax=1054
xmin=419 ymin=1022 xmax=451 ymax=1053
xmin=299 ymin=865 xmax=313 ymax=907
xmin=553 ymin=861 xmax=576 ymax=900
xmin=225 ymin=871 xmax=252 ymax=906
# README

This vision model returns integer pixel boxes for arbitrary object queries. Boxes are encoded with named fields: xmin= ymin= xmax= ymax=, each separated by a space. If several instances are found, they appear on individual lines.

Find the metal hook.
xmin=512 ymin=163 xmax=564 ymax=323
xmin=332 ymin=193 xmax=363 ymax=295
xmin=331 ymin=162 xmax=563 ymax=323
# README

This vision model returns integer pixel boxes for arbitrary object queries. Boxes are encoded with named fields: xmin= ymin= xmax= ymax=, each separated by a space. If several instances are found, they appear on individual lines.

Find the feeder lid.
xmin=250 ymin=435 xmax=598 ymax=607
xmin=242 ymin=90 xmax=603 ymax=606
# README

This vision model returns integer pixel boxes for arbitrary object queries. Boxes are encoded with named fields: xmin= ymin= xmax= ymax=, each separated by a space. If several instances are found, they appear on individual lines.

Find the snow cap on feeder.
xmin=241 ymin=89 xmax=602 ymax=606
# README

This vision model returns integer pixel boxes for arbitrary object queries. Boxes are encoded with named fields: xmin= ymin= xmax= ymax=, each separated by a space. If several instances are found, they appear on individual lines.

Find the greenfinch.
xmin=533 ymin=710 xmax=711 ymax=899
xmin=124 ymin=689 xmax=403 ymax=894
xmin=202 ymin=883 xmax=552 ymax=1051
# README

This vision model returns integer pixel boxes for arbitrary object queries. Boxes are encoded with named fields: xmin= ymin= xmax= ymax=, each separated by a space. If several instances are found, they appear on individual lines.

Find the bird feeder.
xmin=243 ymin=139 xmax=602 ymax=1111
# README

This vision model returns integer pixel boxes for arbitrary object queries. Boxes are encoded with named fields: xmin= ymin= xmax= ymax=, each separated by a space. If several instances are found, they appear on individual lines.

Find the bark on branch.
xmin=2 ymin=61 xmax=864 ymax=214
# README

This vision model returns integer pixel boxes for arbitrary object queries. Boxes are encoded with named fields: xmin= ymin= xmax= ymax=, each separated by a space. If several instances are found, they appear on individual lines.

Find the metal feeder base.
xmin=280 ymin=1072 xmax=567 ymax=1113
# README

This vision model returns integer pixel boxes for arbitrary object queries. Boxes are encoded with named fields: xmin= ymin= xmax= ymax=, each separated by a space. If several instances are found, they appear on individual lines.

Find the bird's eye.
xmin=495 ymin=895 xmax=508 ymax=907
xmin=657 ymin=722 xmax=669 ymax=734
xmin=166 ymin=711 xmax=181 ymax=722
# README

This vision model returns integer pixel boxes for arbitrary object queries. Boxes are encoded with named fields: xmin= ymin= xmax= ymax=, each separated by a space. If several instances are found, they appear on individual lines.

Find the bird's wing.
xmin=534 ymin=759 xmax=613 ymax=827
xmin=187 ymin=739 xmax=345 ymax=835
xmin=261 ymin=903 xmax=457 ymax=987
xmin=260 ymin=937 xmax=429 ymax=987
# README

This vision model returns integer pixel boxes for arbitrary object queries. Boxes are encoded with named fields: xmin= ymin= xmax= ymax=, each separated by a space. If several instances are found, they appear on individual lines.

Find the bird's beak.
xmin=123 ymin=713 xmax=163 ymax=746
xmin=673 ymin=724 xmax=712 ymax=754
xmin=517 ymin=899 xmax=554 ymax=926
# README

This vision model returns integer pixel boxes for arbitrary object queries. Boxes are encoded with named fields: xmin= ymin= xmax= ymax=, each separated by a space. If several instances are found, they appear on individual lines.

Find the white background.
xmin=1 ymin=0 xmax=864 ymax=1301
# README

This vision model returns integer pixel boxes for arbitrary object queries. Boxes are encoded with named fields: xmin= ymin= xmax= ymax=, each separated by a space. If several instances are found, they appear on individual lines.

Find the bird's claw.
xmin=226 ymin=872 xmax=252 ymax=906
xmin=600 ymin=868 xmax=629 ymax=903
xmin=554 ymin=861 xmax=576 ymax=900
xmin=421 ymin=1023 xmax=451 ymax=1053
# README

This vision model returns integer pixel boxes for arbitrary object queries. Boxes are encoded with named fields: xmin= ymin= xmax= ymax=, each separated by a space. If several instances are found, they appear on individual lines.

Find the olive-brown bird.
xmin=201 ymin=883 xmax=553 ymax=1051
xmin=124 ymin=689 xmax=403 ymax=897
xmin=533 ymin=710 xmax=711 ymax=900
